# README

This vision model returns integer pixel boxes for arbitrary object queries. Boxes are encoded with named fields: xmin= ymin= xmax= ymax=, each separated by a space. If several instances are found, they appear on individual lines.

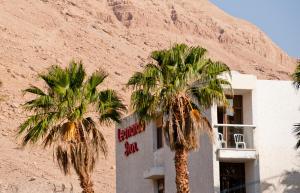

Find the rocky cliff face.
xmin=0 ymin=0 xmax=296 ymax=192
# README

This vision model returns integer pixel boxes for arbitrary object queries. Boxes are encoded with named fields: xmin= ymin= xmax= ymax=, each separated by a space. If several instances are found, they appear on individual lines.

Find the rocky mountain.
xmin=0 ymin=0 xmax=296 ymax=192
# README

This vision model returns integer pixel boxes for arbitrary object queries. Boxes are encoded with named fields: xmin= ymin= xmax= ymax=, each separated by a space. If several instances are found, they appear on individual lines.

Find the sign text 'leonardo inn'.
xmin=117 ymin=123 xmax=145 ymax=156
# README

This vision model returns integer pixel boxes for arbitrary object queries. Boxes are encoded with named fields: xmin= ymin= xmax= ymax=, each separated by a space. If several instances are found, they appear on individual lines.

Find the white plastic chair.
xmin=234 ymin=134 xmax=246 ymax=149
xmin=218 ymin=133 xmax=227 ymax=148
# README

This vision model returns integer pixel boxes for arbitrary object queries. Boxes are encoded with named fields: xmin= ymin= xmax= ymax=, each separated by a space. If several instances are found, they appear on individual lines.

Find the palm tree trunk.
xmin=174 ymin=147 xmax=190 ymax=193
xmin=79 ymin=173 xmax=94 ymax=193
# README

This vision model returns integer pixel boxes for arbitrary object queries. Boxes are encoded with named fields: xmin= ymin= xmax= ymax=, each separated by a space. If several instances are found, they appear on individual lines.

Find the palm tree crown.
xmin=127 ymin=43 xmax=231 ymax=151
xmin=19 ymin=61 xmax=126 ymax=192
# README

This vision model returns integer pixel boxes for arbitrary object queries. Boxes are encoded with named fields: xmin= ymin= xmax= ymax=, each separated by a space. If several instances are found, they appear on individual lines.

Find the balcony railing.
xmin=214 ymin=124 xmax=256 ymax=149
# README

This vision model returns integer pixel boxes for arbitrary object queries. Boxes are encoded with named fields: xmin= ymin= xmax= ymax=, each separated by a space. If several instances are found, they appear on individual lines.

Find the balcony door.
xmin=218 ymin=95 xmax=243 ymax=125
xmin=217 ymin=95 xmax=243 ymax=147
xmin=220 ymin=162 xmax=246 ymax=193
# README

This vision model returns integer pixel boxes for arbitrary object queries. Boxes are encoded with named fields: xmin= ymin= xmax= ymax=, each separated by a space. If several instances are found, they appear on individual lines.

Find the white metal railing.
xmin=214 ymin=124 xmax=256 ymax=149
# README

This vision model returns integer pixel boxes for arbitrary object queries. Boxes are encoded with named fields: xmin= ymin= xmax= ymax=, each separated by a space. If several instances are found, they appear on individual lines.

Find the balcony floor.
xmin=143 ymin=166 xmax=164 ymax=179
xmin=216 ymin=148 xmax=257 ymax=162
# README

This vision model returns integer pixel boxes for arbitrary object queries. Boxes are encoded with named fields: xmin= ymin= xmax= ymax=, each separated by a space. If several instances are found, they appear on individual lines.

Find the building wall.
xmin=212 ymin=72 xmax=259 ymax=193
xmin=188 ymin=136 xmax=214 ymax=193
xmin=162 ymin=135 xmax=214 ymax=193
xmin=116 ymin=115 xmax=214 ymax=193
xmin=116 ymin=72 xmax=300 ymax=193
xmin=212 ymin=73 xmax=300 ymax=193
xmin=255 ymin=80 xmax=300 ymax=193
xmin=116 ymin=116 xmax=156 ymax=193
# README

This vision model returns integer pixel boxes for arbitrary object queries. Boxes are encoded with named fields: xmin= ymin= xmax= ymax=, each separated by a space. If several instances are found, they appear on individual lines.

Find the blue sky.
xmin=210 ymin=0 xmax=300 ymax=58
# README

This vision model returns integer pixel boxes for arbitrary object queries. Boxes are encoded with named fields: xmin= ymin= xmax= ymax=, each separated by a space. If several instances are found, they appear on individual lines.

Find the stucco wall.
xmin=256 ymin=80 xmax=300 ymax=193
xmin=116 ymin=74 xmax=300 ymax=193
xmin=116 ymin=114 xmax=214 ymax=193
xmin=163 ymin=135 xmax=214 ymax=193
xmin=116 ymin=116 xmax=156 ymax=193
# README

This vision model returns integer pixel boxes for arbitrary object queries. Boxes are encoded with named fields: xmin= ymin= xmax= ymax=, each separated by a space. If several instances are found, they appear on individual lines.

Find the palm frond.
xmin=23 ymin=95 xmax=54 ymax=111
xmin=68 ymin=61 xmax=86 ymax=90
xmin=40 ymin=65 xmax=70 ymax=96
xmin=55 ymin=144 xmax=72 ymax=175
xmin=190 ymin=79 xmax=229 ymax=108
xmin=292 ymin=62 xmax=300 ymax=89
xmin=43 ymin=125 xmax=61 ymax=147
xmin=127 ymin=64 xmax=161 ymax=91
xmin=19 ymin=114 xmax=42 ymax=134
xmin=202 ymin=60 xmax=231 ymax=78
xmin=130 ymin=89 xmax=158 ymax=122
xmin=22 ymin=114 xmax=54 ymax=145
xmin=127 ymin=72 xmax=144 ymax=88
xmin=23 ymin=85 xmax=46 ymax=96
xmin=83 ymin=117 xmax=108 ymax=157
xmin=87 ymin=70 xmax=108 ymax=92
xmin=98 ymin=89 xmax=126 ymax=124
xmin=185 ymin=46 xmax=207 ymax=65
xmin=294 ymin=123 xmax=300 ymax=149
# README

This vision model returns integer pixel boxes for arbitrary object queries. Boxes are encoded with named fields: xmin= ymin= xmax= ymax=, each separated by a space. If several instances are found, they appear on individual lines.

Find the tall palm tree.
xmin=19 ymin=61 xmax=126 ymax=193
xmin=127 ymin=44 xmax=232 ymax=193
xmin=292 ymin=61 xmax=300 ymax=149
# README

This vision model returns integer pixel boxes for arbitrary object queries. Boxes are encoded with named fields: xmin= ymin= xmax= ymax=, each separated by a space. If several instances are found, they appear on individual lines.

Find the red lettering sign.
xmin=118 ymin=123 xmax=144 ymax=157
xmin=118 ymin=123 xmax=144 ymax=142
xmin=124 ymin=141 xmax=139 ymax=156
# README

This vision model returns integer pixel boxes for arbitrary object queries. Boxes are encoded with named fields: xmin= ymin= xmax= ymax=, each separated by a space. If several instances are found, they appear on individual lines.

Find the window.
xmin=157 ymin=126 xmax=163 ymax=149
xmin=156 ymin=117 xmax=163 ymax=149
xmin=157 ymin=178 xmax=165 ymax=193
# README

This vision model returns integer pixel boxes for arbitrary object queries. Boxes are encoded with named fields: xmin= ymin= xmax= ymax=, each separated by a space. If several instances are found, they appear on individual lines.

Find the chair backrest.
xmin=234 ymin=134 xmax=244 ymax=143
xmin=218 ymin=133 xmax=224 ymax=141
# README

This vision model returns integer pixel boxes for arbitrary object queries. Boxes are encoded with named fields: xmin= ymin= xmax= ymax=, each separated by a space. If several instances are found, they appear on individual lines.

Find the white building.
xmin=116 ymin=72 xmax=300 ymax=193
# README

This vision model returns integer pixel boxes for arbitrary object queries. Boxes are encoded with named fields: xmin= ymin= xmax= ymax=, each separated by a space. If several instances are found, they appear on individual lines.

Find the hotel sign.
xmin=117 ymin=123 xmax=145 ymax=156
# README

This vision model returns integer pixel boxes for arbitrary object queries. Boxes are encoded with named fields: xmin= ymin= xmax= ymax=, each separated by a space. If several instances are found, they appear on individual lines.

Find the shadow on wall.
xmin=261 ymin=181 xmax=276 ymax=192
xmin=261 ymin=170 xmax=300 ymax=193
xmin=281 ymin=170 xmax=300 ymax=193
xmin=214 ymin=186 xmax=220 ymax=193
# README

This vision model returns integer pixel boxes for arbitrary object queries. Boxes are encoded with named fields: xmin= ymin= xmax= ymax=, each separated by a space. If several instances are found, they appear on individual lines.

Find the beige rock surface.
xmin=0 ymin=0 xmax=296 ymax=192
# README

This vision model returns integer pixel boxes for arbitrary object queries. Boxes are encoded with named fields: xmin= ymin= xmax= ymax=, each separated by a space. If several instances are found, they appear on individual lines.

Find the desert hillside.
xmin=0 ymin=0 xmax=296 ymax=192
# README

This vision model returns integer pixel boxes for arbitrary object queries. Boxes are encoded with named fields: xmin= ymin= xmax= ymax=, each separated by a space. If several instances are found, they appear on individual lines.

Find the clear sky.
xmin=210 ymin=0 xmax=300 ymax=58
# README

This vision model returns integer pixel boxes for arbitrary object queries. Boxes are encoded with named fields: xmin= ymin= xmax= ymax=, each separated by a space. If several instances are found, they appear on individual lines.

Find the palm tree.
xmin=292 ymin=61 xmax=300 ymax=149
xmin=293 ymin=124 xmax=300 ymax=149
xmin=127 ymin=44 xmax=231 ymax=193
xmin=19 ymin=61 xmax=126 ymax=193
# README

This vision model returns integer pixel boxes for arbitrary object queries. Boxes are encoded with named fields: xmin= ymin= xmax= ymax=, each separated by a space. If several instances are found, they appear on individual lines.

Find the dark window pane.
xmin=220 ymin=162 xmax=246 ymax=193
xmin=157 ymin=126 xmax=163 ymax=149
xmin=217 ymin=107 xmax=225 ymax=124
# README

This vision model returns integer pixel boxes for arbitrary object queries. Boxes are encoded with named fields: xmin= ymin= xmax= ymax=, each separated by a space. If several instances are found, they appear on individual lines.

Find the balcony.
xmin=214 ymin=124 xmax=258 ymax=161
xmin=143 ymin=148 xmax=165 ymax=179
